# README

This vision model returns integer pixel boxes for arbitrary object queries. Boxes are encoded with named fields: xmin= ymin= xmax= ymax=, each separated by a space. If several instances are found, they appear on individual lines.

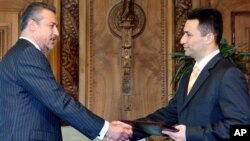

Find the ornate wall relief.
xmin=61 ymin=0 xmax=79 ymax=99
xmin=174 ymin=0 xmax=192 ymax=51
xmin=108 ymin=0 xmax=146 ymax=95
xmin=81 ymin=0 xmax=170 ymax=123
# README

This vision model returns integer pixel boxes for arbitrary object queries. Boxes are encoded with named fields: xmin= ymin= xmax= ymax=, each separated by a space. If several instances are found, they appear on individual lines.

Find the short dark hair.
xmin=20 ymin=2 xmax=56 ymax=32
xmin=187 ymin=8 xmax=223 ymax=45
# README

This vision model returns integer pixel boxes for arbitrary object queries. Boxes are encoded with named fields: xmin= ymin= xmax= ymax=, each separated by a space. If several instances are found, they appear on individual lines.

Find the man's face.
xmin=33 ymin=9 xmax=59 ymax=52
xmin=180 ymin=19 xmax=206 ymax=61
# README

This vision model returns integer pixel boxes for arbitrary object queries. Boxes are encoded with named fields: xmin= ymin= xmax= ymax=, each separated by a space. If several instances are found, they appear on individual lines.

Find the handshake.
xmin=104 ymin=121 xmax=133 ymax=141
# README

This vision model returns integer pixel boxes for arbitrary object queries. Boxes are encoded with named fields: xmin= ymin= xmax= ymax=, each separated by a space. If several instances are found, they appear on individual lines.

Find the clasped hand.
xmin=105 ymin=121 xmax=132 ymax=141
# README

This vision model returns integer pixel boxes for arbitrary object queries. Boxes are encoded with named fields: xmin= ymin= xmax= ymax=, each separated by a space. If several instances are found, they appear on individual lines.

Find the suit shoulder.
xmin=214 ymin=58 xmax=244 ymax=76
xmin=7 ymin=40 xmax=44 ymax=59
xmin=216 ymin=58 xmax=236 ymax=69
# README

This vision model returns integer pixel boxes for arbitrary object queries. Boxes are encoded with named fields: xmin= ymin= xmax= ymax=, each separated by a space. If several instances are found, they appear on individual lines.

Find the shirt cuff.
xmin=97 ymin=120 xmax=109 ymax=140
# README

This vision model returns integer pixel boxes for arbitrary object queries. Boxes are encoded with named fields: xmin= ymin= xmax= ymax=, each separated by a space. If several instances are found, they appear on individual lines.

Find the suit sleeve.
xmin=186 ymin=67 xmax=250 ymax=140
xmin=16 ymin=47 xmax=105 ymax=140
xmin=130 ymin=95 xmax=178 ymax=140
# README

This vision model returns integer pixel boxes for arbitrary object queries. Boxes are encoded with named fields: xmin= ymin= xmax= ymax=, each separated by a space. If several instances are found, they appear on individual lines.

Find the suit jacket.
xmin=130 ymin=54 xmax=250 ymax=141
xmin=0 ymin=39 xmax=104 ymax=141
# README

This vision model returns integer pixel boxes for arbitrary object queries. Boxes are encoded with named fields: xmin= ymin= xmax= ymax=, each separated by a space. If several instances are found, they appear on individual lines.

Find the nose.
xmin=54 ymin=26 xmax=59 ymax=37
xmin=180 ymin=34 xmax=186 ymax=44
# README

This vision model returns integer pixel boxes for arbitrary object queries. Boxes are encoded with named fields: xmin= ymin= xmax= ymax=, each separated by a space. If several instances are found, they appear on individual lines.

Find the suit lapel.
xmin=177 ymin=72 xmax=191 ymax=106
xmin=180 ymin=54 xmax=223 ymax=111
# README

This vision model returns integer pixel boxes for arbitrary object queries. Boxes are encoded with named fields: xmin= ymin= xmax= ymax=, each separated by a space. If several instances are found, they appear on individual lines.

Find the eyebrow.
xmin=183 ymin=31 xmax=190 ymax=34
xmin=48 ymin=22 xmax=58 ymax=26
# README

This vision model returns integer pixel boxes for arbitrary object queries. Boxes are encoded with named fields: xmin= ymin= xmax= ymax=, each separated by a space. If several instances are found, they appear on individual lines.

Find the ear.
xmin=27 ymin=19 xmax=37 ymax=32
xmin=205 ymin=32 xmax=215 ymax=44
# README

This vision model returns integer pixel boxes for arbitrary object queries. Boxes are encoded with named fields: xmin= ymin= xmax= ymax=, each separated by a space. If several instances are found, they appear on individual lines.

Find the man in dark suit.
xmin=130 ymin=8 xmax=250 ymax=141
xmin=0 ymin=2 xmax=132 ymax=141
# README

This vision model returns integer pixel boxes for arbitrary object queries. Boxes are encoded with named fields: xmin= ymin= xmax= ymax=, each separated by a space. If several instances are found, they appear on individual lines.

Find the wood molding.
xmin=78 ymin=0 xmax=88 ymax=105
xmin=230 ymin=11 xmax=250 ymax=44
xmin=0 ymin=23 xmax=12 ymax=59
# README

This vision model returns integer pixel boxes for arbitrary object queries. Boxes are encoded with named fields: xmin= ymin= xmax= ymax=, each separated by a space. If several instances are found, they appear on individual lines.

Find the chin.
xmin=47 ymin=46 xmax=54 ymax=50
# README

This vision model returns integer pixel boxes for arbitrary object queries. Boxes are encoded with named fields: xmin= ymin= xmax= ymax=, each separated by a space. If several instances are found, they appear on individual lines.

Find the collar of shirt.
xmin=195 ymin=49 xmax=220 ymax=73
xmin=19 ymin=36 xmax=41 ymax=51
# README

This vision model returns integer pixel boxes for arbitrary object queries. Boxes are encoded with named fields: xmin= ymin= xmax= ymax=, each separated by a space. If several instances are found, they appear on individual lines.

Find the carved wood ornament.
xmin=61 ymin=0 xmax=79 ymax=99
xmin=175 ymin=0 xmax=192 ymax=51
xmin=108 ymin=0 xmax=145 ymax=95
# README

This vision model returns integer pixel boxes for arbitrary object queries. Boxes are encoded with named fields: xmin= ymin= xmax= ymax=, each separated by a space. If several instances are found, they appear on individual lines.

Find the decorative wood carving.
xmin=88 ymin=0 xmax=94 ymax=109
xmin=108 ymin=1 xmax=145 ymax=38
xmin=174 ymin=0 xmax=192 ymax=51
xmin=159 ymin=0 xmax=168 ymax=106
xmin=108 ymin=0 xmax=146 ymax=95
xmin=86 ymin=0 xmax=169 ymax=123
xmin=61 ymin=0 xmax=79 ymax=99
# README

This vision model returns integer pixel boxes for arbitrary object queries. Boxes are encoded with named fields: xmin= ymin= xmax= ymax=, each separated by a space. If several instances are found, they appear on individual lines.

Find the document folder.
xmin=121 ymin=120 xmax=179 ymax=136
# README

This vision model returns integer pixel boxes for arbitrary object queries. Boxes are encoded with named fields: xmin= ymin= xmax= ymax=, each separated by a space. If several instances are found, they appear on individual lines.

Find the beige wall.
xmin=62 ymin=126 xmax=147 ymax=141
xmin=62 ymin=126 xmax=101 ymax=141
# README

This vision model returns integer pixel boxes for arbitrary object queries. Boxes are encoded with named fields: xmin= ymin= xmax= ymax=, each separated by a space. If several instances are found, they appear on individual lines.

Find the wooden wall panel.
xmin=79 ymin=1 xmax=175 ymax=140
xmin=80 ymin=0 xmax=169 ymax=122
xmin=0 ymin=23 xmax=12 ymax=60
xmin=78 ymin=0 xmax=194 ymax=140
xmin=209 ymin=0 xmax=250 ymax=83
xmin=0 ymin=11 xmax=19 ymax=59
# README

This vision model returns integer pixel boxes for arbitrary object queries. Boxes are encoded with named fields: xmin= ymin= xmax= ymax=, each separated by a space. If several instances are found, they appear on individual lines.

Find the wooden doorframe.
xmin=78 ymin=0 xmax=88 ymax=105
xmin=231 ymin=11 xmax=250 ymax=44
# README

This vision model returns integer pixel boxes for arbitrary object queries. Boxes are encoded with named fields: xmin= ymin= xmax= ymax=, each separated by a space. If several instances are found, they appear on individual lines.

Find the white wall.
xmin=62 ymin=126 xmax=101 ymax=141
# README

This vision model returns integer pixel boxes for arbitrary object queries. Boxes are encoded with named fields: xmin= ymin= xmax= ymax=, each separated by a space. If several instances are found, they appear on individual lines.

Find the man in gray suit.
xmin=130 ymin=8 xmax=250 ymax=141
xmin=0 ymin=2 xmax=132 ymax=141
